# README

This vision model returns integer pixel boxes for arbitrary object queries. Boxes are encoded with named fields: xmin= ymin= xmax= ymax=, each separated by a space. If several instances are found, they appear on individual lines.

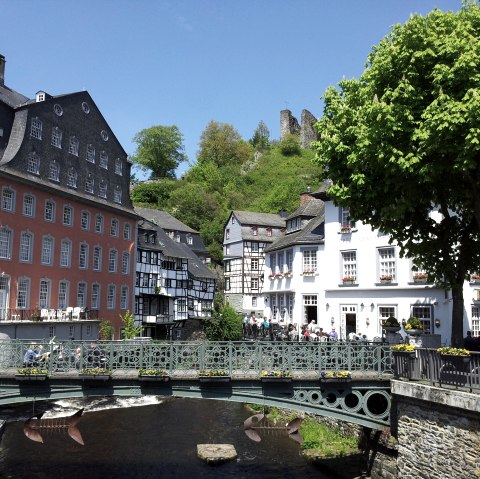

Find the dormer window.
xmin=187 ymin=235 xmax=193 ymax=245
xmin=267 ymin=227 xmax=272 ymax=237
xmin=36 ymin=92 xmax=46 ymax=102
xmin=252 ymin=226 xmax=258 ymax=236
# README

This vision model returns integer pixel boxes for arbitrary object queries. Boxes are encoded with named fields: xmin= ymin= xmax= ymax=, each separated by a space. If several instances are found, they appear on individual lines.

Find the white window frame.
xmin=81 ymin=210 xmax=90 ymax=230
xmin=2 ymin=187 xmax=15 ymax=212
xmin=27 ymin=152 xmax=40 ymax=174
xmin=41 ymin=235 xmax=54 ymax=265
xmin=120 ymin=286 xmax=128 ymax=310
xmin=23 ymin=194 xmax=35 ymax=217
xmin=39 ymin=278 xmax=51 ymax=308
xmin=85 ymin=174 xmax=94 ymax=194
xmin=17 ymin=277 xmax=30 ymax=308
xmin=79 ymin=243 xmax=89 ymax=269
xmin=86 ymin=144 xmax=95 ymax=163
xmin=122 ymin=252 xmax=130 ymax=274
xmin=77 ymin=282 xmax=87 ymax=308
xmin=302 ymin=249 xmax=317 ymax=273
xmin=378 ymin=247 xmax=396 ymax=281
xmin=48 ymin=161 xmax=60 ymax=181
xmin=99 ymin=151 xmax=108 ymax=169
xmin=93 ymin=245 xmax=102 ymax=271
xmin=69 ymin=136 xmax=79 ymax=156
xmin=19 ymin=231 xmax=33 ymax=263
xmin=58 ymin=281 xmax=69 ymax=309
xmin=91 ymin=283 xmax=100 ymax=309
xmin=115 ymin=158 xmax=123 ymax=175
xmin=67 ymin=168 xmax=77 ymax=188
xmin=95 ymin=214 xmax=104 ymax=234
xmin=341 ymin=250 xmax=357 ymax=281
xmin=30 ymin=117 xmax=42 ymax=139
xmin=110 ymin=219 xmax=119 ymax=237
xmin=107 ymin=284 xmax=116 ymax=309
xmin=109 ymin=249 xmax=118 ymax=273
xmin=44 ymin=200 xmax=56 ymax=222
xmin=123 ymin=223 xmax=131 ymax=240
xmin=0 ymin=227 xmax=12 ymax=259
xmin=63 ymin=205 xmax=73 ymax=226
xmin=51 ymin=127 xmax=62 ymax=148
xmin=60 ymin=239 xmax=72 ymax=268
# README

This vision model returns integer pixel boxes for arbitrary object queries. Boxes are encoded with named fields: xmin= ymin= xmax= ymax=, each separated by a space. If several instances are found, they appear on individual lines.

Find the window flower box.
xmin=302 ymin=270 xmax=316 ymax=276
xmin=284 ymin=272 xmax=293 ymax=278
xmin=261 ymin=370 xmax=292 ymax=382
xmin=379 ymin=275 xmax=393 ymax=284
xmin=342 ymin=277 xmax=355 ymax=285
xmin=274 ymin=273 xmax=283 ymax=279
xmin=413 ymin=273 xmax=428 ymax=283
xmin=268 ymin=274 xmax=275 ymax=280
xmin=391 ymin=344 xmax=416 ymax=358
xmin=340 ymin=225 xmax=352 ymax=234
xmin=471 ymin=274 xmax=480 ymax=284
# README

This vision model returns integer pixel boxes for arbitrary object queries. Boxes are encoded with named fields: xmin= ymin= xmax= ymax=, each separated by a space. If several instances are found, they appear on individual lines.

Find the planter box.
xmin=261 ymin=376 xmax=292 ymax=383
xmin=392 ymin=351 xmax=416 ymax=359
xmin=440 ymin=355 xmax=470 ymax=364
xmin=15 ymin=374 xmax=47 ymax=381
xmin=139 ymin=375 xmax=170 ymax=382
xmin=320 ymin=377 xmax=351 ymax=383
xmin=79 ymin=374 xmax=111 ymax=381
xmin=413 ymin=278 xmax=427 ymax=284
xmin=199 ymin=376 xmax=231 ymax=383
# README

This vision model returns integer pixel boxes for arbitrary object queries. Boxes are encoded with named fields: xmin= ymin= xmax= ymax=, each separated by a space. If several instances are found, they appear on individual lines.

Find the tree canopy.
xmin=313 ymin=3 xmax=480 ymax=346
xmin=131 ymin=125 xmax=186 ymax=179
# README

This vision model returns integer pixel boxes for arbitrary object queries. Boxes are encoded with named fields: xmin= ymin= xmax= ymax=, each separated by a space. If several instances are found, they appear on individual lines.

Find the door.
xmin=341 ymin=305 xmax=357 ymax=339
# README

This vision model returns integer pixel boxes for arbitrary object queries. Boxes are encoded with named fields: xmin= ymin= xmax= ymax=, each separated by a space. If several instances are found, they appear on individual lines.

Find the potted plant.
xmin=15 ymin=367 xmax=48 ymax=381
xmin=383 ymin=316 xmax=401 ymax=333
xmin=391 ymin=343 xmax=416 ymax=358
xmin=342 ymin=276 xmax=355 ymax=285
xmin=320 ymin=370 xmax=352 ymax=382
xmin=199 ymin=369 xmax=231 ymax=382
xmin=437 ymin=347 xmax=471 ymax=364
xmin=379 ymin=275 xmax=393 ymax=284
xmin=138 ymin=368 xmax=170 ymax=382
xmin=31 ymin=306 xmax=41 ymax=321
xmin=404 ymin=317 xmax=423 ymax=335
xmin=261 ymin=370 xmax=292 ymax=382
xmin=79 ymin=367 xmax=112 ymax=380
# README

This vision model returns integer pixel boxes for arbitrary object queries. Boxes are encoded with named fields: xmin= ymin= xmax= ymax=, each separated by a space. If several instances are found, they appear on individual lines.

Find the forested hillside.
xmin=130 ymin=121 xmax=322 ymax=264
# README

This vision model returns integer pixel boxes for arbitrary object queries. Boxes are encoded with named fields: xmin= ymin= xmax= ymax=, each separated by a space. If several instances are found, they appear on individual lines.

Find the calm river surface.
xmin=0 ymin=397 xmax=360 ymax=478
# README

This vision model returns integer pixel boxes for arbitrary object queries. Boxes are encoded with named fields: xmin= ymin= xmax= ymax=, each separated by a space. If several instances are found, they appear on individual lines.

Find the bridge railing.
xmin=0 ymin=339 xmax=393 ymax=377
xmin=392 ymin=348 xmax=480 ymax=392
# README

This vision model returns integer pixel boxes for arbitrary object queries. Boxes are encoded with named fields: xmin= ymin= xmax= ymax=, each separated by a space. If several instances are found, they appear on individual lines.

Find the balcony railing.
xmin=392 ymin=348 xmax=480 ymax=392
xmin=0 ymin=308 xmax=99 ymax=322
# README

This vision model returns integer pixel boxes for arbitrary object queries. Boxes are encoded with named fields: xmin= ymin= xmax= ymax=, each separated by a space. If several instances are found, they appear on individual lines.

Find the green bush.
xmin=279 ymin=134 xmax=301 ymax=156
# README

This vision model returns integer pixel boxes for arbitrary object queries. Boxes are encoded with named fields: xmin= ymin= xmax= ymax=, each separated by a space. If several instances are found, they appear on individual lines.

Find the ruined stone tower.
xmin=280 ymin=109 xmax=318 ymax=149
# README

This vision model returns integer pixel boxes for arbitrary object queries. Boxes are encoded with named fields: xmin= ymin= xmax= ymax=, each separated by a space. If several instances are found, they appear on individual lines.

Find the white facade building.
xmin=260 ymin=187 xmax=480 ymax=344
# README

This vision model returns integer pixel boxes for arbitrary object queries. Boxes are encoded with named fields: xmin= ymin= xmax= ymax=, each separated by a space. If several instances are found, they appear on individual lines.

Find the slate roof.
xmin=232 ymin=211 xmax=286 ymax=228
xmin=135 ymin=207 xmax=198 ymax=233
xmin=264 ymin=198 xmax=325 ymax=253
xmin=0 ymin=84 xmax=29 ymax=108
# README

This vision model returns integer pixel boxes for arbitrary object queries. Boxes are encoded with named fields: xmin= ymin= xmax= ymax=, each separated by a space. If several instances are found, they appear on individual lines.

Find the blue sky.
xmin=1 ymin=0 xmax=461 ymax=177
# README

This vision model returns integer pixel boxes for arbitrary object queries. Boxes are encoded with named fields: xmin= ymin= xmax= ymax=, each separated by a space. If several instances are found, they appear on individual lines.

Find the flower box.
xmin=284 ymin=272 xmax=292 ymax=278
xmin=320 ymin=377 xmax=351 ymax=383
xmin=471 ymin=275 xmax=480 ymax=284
xmin=340 ymin=226 xmax=352 ymax=234
xmin=392 ymin=350 xmax=416 ymax=359
xmin=199 ymin=376 xmax=231 ymax=383
xmin=15 ymin=374 xmax=47 ymax=381
xmin=139 ymin=375 xmax=170 ymax=382
xmin=79 ymin=373 xmax=111 ymax=381
xmin=261 ymin=376 xmax=292 ymax=383
xmin=440 ymin=355 xmax=470 ymax=364
xmin=302 ymin=271 xmax=316 ymax=276
xmin=379 ymin=276 xmax=393 ymax=284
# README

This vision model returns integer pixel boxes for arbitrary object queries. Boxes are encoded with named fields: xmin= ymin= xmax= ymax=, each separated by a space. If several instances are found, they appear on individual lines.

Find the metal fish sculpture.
xmin=23 ymin=408 xmax=84 ymax=445
xmin=244 ymin=413 xmax=303 ymax=444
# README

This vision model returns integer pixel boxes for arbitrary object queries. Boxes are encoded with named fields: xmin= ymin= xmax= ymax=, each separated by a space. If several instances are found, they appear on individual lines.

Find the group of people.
xmin=464 ymin=331 xmax=480 ymax=351
xmin=302 ymin=320 xmax=338 ymax=342
xmin=242 ymin=314 xmax=339 ymax=342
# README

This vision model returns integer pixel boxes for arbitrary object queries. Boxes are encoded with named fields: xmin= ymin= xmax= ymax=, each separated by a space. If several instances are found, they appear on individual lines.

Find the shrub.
xmin=279 ymin=134 xmax=301 ymax=156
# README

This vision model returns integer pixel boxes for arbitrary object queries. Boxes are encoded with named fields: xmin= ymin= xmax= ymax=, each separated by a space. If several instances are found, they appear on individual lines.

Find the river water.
xmin=0 ymin=397 xmax=361 ymax=478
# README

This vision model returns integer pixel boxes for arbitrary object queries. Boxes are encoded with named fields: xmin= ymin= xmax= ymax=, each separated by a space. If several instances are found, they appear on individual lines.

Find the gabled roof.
xmin=231 ymin=210 xmax=286 ymax=228
xmin=0 ymin=84 xmax=29 ymax=108
xmin=286 ymin=198 xmax=324 ymax=220
xmin=135 ymin=207 xmax=198 ymax=233
xmin=265 ymin=214 xmax=325 ymax=252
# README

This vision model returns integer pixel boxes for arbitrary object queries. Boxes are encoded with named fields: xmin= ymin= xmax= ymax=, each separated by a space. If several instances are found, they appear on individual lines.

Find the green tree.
xmin=250 ymin=120 xmax=270 ymax=151
xmin=99 ymin=320 xmax=114 ymax=340
xmin=197 ymin=121 xmax=253 ymax=167
xmin=130 ymin=178 xmax=177 ymax=206
xmin=203 ymin=300 xmax=242 ymax=341
xmin=131 ymin=125 xmax=186 ymax=179
xmin=313 ymin=3 xmax=480 ymax=346
xmin=120 ymin=310 xmax=143 ymax=339
xmin=279 ymin=133 xmax=301 ymax=156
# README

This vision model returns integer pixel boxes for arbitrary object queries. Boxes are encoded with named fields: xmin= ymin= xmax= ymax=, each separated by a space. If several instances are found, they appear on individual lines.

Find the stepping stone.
xmin=197 ymin=443 xmax=237 ymax=464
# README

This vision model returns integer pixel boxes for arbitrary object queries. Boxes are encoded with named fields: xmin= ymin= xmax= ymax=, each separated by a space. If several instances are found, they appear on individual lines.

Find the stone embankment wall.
xmin=393 ymin=381 xmax=480 ymax=479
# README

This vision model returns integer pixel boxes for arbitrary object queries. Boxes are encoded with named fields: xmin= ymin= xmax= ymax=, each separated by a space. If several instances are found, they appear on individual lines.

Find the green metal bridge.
xmin=0 ymin=340 xmax=393 ymax=429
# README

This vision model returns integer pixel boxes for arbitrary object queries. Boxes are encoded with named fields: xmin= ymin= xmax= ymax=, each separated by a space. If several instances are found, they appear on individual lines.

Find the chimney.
xmin=0 ymin=55 xmax=5 ymax=86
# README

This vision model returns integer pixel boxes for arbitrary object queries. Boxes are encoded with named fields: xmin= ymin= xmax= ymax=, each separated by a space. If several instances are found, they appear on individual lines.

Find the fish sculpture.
xmin=23 ymin=408 xmax=84 ymax=445
xmin=244 ymin=413 xmax=303 ymax=444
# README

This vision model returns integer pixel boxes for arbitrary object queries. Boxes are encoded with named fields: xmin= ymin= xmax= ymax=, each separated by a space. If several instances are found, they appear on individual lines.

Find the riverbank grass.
xmin=300 ymin=418 xmax=359 ymax=458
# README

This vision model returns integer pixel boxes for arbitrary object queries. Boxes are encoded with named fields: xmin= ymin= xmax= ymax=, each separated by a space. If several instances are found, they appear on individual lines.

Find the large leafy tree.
xmin=197 ymin=121 xmax=253 ymax=167
xmin=131 ymin=125 xmax=186 ymax=179
xmin=313 ymin=3 xmax=480 ymax=346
